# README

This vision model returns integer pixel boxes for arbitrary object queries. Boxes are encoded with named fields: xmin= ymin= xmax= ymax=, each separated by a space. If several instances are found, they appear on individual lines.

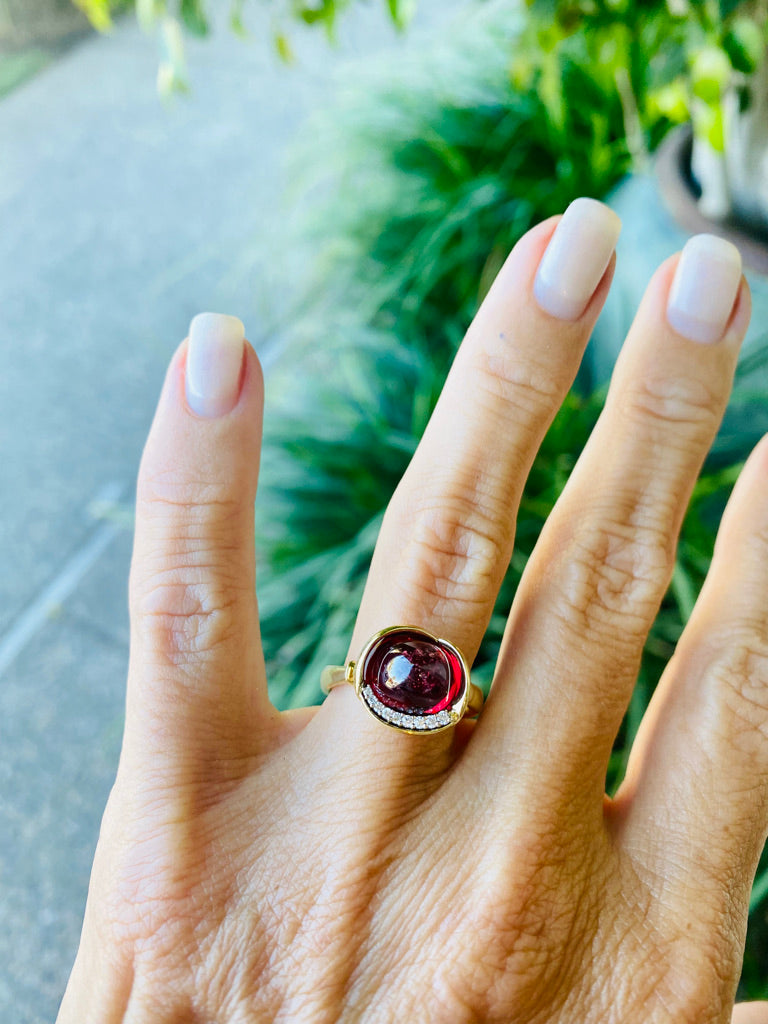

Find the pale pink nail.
xmin=185 ymin=312 xmax=245 ymax=418
xmin=533 ymin=197 xmax=622 ymax=321
xmin=666 ymin=234 xmax=742 ymax=344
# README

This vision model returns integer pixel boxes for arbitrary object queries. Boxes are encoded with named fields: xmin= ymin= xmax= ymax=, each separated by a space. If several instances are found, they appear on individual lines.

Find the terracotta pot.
xmin=586 ymin=123 xmax=768 ymax=461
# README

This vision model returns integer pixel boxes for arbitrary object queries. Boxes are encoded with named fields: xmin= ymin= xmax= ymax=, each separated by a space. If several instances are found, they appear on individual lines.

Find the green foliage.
xmin=284 ymin=3 xmax=633 ymax=388
xmin=724 ymin=13 xmax=767 ymax=73
xmin=387 ymin=0 xmax=417 ymax=30
xmin=265 ymin=0 xmax=723 ymax=700
xmin=258 ymin=1 xmax=768 ymax=993
xmin=72 ymin=0 xmax=115 ymax=30
xmin=520 ymin=0 xmax=768 ymax=156
xmin=72 ymin=0 xmax=414 ymax=89
xmin=179 ymin=0 xmax=209 ymax=36
xmin=293 ymin=0 xmax=345 ymax=32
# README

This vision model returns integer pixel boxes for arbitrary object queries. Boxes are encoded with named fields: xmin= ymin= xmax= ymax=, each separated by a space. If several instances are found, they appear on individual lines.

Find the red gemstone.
xmin=362 ymin=628 xmax=464 ymax=715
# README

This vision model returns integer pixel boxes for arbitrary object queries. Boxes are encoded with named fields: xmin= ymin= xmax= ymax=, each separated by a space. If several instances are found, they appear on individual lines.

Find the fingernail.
xmin=185 ymin=312 xmax=246 ymax=418
xmin=666 ymin=234 xmax=742 ymax=344
xmin=533 ymin=197 xmax=622 ymax=320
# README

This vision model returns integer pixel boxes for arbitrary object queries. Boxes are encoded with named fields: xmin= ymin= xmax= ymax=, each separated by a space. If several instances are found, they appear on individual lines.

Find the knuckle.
xmin=131 ymin=567 xmax=248 ymax=666
xmin=452 ymin=835 xmax=600 ymax=1017
xmin=722 ymin=519 xmax=768 ymax=566
xmin=704 ymin=624 xmax=768 ymax=741
xmin=131 ymin=464 xmax=253 ymax=667
xmin=627 ymin=925 xmax=738 ymax=1024
xmin=137 ymin=461 xmax=242 ymax=517
xmin=627 ymin=964 xmax=726 ymax=1024
xmin=552 ymin=512 xmax=672 ymax=649
xmin=471 ymin=346 xmax=563 ymax=427
xmin=396 ymin=498 xmax=509 ymax=627
xmin=621 ymin=373 xmax=721 ymax=438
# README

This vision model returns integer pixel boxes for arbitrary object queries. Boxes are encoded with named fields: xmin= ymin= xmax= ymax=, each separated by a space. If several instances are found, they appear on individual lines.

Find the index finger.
xmin=124 ymin=314 xmax=272 ymax=781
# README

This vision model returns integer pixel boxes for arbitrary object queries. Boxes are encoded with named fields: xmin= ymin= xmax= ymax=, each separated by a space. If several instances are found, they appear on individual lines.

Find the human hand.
xmin=59 ymin=198 xmax=768 ymax=1023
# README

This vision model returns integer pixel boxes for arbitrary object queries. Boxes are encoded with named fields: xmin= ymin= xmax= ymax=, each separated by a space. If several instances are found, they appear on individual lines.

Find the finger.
xmin=614 ymin=432 xmax=768 ymax=915
xmin=318 ymin=198 xmax=621 ymax=767
xmin=733 ymin=1004 xmax=768 ymax=1024
xmin=475 ymin=235 xmax=749 ymax=802
xmin=124 ymin=313 xmax=273 ymax=780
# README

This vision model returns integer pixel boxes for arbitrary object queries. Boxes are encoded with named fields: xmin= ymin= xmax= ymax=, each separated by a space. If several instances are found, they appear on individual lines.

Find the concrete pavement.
xmin=0 ymin=3 xmax=461 ymax=1018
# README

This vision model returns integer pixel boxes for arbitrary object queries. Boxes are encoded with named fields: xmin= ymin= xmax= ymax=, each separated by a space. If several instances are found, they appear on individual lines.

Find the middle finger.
xmin=318 ymin=198 xmax=622 ymax=773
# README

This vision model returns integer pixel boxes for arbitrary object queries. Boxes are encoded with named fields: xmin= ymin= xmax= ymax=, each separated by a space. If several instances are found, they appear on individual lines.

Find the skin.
xmin=58 ymin=213 xmax=768 ymax=1023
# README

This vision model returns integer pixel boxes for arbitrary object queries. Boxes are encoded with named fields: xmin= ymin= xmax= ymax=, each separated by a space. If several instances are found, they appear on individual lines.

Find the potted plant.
xmin=524 ymin=0 xmax=768 ymax=455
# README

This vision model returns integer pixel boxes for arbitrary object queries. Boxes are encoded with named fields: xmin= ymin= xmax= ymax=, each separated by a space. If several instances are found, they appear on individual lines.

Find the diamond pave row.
xmin=361 ymin=686 xmax=457 ymax=731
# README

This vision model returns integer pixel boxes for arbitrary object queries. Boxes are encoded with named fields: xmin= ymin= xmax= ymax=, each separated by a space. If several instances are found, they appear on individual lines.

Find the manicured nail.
xmin=533 ymin=197 xmax=622 ymax=321
xmin=185 ymin=312 xmax=246 ymax=418
xmin=666 ymin=234 xmax=742 ymax=344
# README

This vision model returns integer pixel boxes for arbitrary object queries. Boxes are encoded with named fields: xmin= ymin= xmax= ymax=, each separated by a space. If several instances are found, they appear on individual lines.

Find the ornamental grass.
xmin=255 ymin=0 xmax=768 ymax=994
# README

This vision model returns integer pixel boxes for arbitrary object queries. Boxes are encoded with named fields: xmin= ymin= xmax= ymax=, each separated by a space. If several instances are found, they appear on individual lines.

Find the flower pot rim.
xmin=655 ymin=122 xmax=768 ymax=277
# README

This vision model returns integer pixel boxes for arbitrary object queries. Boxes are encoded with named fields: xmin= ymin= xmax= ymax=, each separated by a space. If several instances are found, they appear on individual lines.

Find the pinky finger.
xmin=615 ymin=434 xmax=768 ymax=915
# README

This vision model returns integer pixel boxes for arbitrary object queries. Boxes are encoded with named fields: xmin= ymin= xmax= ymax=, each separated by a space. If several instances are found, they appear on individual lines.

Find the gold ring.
xmin=321 ymin=625 xmax=484 ymax=735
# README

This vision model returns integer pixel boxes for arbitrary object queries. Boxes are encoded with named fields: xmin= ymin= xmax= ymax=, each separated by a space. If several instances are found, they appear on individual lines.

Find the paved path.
xmin=0 ymin=3 xmax=460 ymax=1018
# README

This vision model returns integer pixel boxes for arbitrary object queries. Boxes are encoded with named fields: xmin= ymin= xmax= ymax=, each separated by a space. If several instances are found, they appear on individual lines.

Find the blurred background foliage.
xmin=73 ymin=0 xmax=417 ymax=89
xmin=75 ymin=0 xmax=768 ymax=995
xmin=258 ymin=0 xmax=766 ymax=713
xmin=255 ymin=0 xmax=768 ymax=993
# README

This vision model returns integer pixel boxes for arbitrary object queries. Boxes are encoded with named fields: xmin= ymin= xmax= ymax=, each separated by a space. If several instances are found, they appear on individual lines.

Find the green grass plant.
xmin=257 ymin=0 xmax=768 ymax=994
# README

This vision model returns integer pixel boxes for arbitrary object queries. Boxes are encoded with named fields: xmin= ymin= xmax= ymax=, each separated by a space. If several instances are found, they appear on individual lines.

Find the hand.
xmin=58 ymin=198 xmax=768 ymax=1023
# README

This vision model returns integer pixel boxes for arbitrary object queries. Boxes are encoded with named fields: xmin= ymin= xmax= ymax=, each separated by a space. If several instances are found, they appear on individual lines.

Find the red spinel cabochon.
xmin=362 ymin=629 xmax=465 ymax=716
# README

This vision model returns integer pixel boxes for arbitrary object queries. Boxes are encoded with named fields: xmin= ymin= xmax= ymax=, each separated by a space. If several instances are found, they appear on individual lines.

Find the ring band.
xmin=321 ymin=625 xmax=483 ymax=734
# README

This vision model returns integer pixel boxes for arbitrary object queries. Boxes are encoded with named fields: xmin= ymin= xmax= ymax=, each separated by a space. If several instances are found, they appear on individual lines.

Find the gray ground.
xmin=0 ymin=4 xmax=460 ymax=1018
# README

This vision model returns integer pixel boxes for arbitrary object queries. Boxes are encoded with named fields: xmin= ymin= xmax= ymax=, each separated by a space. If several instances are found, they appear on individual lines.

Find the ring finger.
xmin=470 ymin=232 xmax=749 ymax=812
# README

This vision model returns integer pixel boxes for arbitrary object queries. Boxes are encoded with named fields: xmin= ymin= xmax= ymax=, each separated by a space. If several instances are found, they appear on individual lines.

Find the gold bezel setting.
xmin=353 ymin=625 xmax=471 ymax=735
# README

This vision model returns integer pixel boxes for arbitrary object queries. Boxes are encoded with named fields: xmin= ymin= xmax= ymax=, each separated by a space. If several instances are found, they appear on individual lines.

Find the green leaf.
xmin=136 ymin=0 xmax=165 ymax=32
xmin=229 ymin=0 xmax=248 ymax=37
xmin=723 ymin=16 xmax=765 ymax=75
xmin=750 ymin=866 xmax=768 ymax=913
xmin=295 ymin=0 xmax=339 ymax=27
xmin=690 ymin=45 xmax=732 ymax=102
xmin=692 ymin=98 xmax=726 ymax=150
xmin=230 ymin=12 xmax=248 ymax=37
xmin=387 ymin=0 xmax=417 ymax=30
xmin=157 ymin=16 xmax=189 ymax=95
xmin=670 ymin=561 xmax=698 ymax=621
xmin=180 ymin=0 xmax=210 ymax=37
xmin=647 ymin=77 xmax=690 ymax=122
xmin=299 ymin=8 xmax=325 ymax=25
xmin=157 ymin=61 xmax=190 ymax=96
xmin=274 ymin=32 xmax=295 ymax=62
xmin=73 ymin=0 xmax=113 ymax=31
xmin=510 ymin=52 xmax=536 ymax=91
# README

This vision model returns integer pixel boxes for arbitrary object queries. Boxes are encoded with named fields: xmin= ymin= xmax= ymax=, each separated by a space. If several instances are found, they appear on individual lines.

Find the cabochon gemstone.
xmin=362 ymin=628 xmax=464 ymax=715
